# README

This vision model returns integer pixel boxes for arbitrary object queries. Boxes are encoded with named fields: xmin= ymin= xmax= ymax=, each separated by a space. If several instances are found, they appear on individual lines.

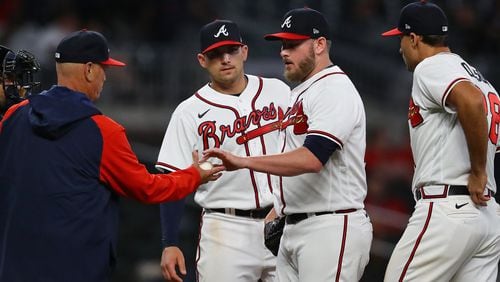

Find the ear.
xmin=409 ymin=33 xmax=419 ymax=48
xmin=197 ymin=53 xmax=207 ymax=69
xmin=314 ymin=37 xmax=327 ymax=55
xmin=241 ymin=45 xmax=248 ymax=62
xmin=84 ymin=62 xmax=94 ymax=82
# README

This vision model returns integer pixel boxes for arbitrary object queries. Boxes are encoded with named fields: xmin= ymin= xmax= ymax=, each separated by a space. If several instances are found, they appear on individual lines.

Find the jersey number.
xmin=486 ymin=92 xmax=500 ymax=145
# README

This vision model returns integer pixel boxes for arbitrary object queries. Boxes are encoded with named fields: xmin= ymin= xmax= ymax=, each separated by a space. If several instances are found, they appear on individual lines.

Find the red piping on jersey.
xmin=251 ymin=77 xmax=274 ymax=193
xmin=441 ymin=77 xmax=468 ymax=107
xmin=195 ymin=210 xmax=204 ymax=282
xmin=294 ymin=72 xmax=346 ymax=103
xmin=336 ymin=214 xmax=349 ymax=282
xmin=279 ymin=134 xmax=287 ymax=215
xmin=308 ymin=130 xmax=344 ymax=148
xmin=195 ymin=82 xmax=262 ymax=208
xmin=399 ymin=202 xmax=434 ymax=281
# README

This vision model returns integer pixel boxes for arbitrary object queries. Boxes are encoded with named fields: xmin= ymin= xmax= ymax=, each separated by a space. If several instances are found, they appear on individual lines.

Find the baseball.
xmin=199 ymin=161 xmax=213 ymax=170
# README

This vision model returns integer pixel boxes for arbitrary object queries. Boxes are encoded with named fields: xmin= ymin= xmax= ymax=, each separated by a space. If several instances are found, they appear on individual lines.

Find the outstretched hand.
xmin=191 ymin=150 xmax=225 ymax=184
xmin=202 ymin=148 xmax=247 ymax=171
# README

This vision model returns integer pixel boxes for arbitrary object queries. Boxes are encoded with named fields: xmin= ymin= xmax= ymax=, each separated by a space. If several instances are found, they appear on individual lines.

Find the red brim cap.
xmin=381 ymin=28 xmax=403 ymax=37
xmin=264 ymin=32 xmax=311 ymax=41
xmin=101 ymin=57 xmax=126 ymax=66
xmin=202 ymin=41 xmax=244 ymax=54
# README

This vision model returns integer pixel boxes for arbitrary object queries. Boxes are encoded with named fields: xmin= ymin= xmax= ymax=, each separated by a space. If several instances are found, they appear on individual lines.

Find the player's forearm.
xmin=457 ymin=96 xmax=488 ymax=175
xmin=245 ymin=146 xmax=322 ymax=176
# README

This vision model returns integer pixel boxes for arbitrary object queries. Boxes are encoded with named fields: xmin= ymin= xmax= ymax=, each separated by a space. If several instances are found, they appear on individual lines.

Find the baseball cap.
xmin=264 ymin=8 xmax=330 ymax=41
xmin=200 ymin=20 xmax=244 ymax=54
xmin=55 ymin=30 xmax=126 ymax=66
xmin=382 ymin=1 xmax=448 ymax=37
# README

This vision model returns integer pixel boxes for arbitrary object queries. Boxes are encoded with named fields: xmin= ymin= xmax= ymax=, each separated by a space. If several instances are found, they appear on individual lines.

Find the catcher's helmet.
xmin=0 ymin=45 xmax=41 ymax=114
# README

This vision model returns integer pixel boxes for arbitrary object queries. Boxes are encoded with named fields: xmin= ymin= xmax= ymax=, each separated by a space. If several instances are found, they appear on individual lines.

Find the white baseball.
xmin=199 ymin=161 xmax=213 ymax=170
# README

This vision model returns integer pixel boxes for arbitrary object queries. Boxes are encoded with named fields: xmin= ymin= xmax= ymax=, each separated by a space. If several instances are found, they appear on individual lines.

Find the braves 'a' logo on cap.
xmin=281 ymin=16 xmax=292 ymax=29
xmin=214 ymin=25 xmax=229 ymax=38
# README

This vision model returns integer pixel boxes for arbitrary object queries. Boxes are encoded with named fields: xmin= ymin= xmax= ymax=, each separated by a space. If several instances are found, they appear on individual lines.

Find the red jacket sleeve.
xmin=92 ymin=115 xmax=201 ymax=204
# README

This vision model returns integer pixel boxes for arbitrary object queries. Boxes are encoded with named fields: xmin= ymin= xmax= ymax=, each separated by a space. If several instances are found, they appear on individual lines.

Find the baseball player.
xmin=381 ymin=2 xmax=500 ymax=281
xmin=0 ymin=45 xmax=40 ymax=117
xmin=156 ymin=20 xmax=290 ymax=281
xmin=204 ymin=8 xmax=372 ymax=282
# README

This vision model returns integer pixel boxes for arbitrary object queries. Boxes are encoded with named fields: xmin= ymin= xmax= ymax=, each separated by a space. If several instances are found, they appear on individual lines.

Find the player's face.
xmin=280 ymin=39 xmax=316 ymax=82
xmin=399 ymin=35 xmax=418 ymax=72
xmin=199 ymin=45 xmax=247 ymax=86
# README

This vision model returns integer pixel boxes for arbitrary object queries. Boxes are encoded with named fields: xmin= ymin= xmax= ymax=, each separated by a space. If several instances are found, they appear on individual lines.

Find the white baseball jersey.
xmin=274 ymin=66 xmax=368 ymax=215
xmin=409 ymin=52 xmax=499 ymax=194
xmin=156 ymin=75 xmax=290 ymax=209
xmin=385 ymin=52 xmax=500 ymax=282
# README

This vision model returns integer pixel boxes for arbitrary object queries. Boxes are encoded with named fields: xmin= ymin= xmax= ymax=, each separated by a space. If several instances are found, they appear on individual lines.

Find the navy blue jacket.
xmin=0 ymin=86 xmax=201 ymax=281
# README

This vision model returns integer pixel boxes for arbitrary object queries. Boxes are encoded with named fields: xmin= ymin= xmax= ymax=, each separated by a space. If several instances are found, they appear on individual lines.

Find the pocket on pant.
xmin=438 ymin=199 xmax=479 ymax=219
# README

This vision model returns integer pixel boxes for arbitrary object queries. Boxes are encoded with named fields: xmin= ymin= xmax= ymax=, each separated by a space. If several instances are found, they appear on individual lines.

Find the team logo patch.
xmin=214 ymin=25 xmax=229 ymax=38
xmin=281 ymin=16 xmax=292 ymax=29
xmin=292 ymin=101 xmax=308 ymax=134
xmin=408 ymin=98 xmax=423 ymax=127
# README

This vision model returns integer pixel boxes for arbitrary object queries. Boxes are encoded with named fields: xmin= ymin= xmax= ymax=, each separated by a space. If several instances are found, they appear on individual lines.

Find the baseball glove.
xmin=264 ymin=216 xmax=285 ymax=256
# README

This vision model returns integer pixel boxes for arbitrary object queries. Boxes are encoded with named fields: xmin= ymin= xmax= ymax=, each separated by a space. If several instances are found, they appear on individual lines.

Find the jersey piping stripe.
xmin=279 ymin=134 xmax=287 ymax=215
xmin=251 ymin=77 xmax=274 ymax=193
xmin=308 ymin=130 xmax=344 ymax=149
xmin=335 ymin=214 xmax=349 ymax=282
xmin=399 ymin=202 xmax=434 ymax=281
xmin=195 ymin=210 xmax=204 ymax=282
xmin=441 ymin=77 xmax=468 ymax=107
xmin=294 ymin=72 xmax=346 ymax=103
xmin=194 ymin=88 xmax=262 ymax=208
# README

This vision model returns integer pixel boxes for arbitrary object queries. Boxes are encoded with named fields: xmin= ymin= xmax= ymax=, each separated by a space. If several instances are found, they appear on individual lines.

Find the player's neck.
xmin=422 ymin=46 xmax=451 ymax=60
xmin=210 ymin=75 xmax=248 ymax=95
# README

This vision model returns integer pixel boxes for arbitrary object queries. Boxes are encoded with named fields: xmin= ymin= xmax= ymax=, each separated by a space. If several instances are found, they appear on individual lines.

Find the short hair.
xmin=421 ymin=35 xmax=448 ymax=47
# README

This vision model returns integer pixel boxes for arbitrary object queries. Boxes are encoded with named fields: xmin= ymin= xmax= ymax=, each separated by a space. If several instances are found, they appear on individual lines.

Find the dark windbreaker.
xmin=0 ymin=86 xmax=200 ymax=281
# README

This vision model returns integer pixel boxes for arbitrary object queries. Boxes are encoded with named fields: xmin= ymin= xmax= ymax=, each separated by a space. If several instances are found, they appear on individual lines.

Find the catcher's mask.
xmin=0 ymin=45 xmax=41 ymax=113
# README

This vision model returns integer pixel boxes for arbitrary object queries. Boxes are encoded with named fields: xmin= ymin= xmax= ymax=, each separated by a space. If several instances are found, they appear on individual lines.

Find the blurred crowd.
xmin=1 ymin=0 xmax=499 ymax=281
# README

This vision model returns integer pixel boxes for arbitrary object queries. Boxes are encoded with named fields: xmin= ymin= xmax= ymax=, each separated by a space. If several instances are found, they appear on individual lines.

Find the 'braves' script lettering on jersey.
xmin=408 ymin=98 xmax=423 ymax=127
xmin=198 ymin=103 xmax=279 ymax=148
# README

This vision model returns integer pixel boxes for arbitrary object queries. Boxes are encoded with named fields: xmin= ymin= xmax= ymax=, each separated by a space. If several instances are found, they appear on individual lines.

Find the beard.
xmin=284 ymin=45 xmax=315 ymax=83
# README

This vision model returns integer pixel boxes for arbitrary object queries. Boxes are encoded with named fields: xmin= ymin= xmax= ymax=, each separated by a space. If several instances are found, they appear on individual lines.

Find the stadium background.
xmin=1 ymin=0 xmax=499 ymax=281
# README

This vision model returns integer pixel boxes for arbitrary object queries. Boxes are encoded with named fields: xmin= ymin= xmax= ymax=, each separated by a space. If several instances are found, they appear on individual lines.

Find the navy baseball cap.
xmin=264 ymin=8 xmax=330 ymax=41
xmin=55 ymin=30 xmax=126 ymax=66
xmin=200 ymin=20 xmax=244 ymax=54
xmin=382 ymin=1 xmax=448 ymax=37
